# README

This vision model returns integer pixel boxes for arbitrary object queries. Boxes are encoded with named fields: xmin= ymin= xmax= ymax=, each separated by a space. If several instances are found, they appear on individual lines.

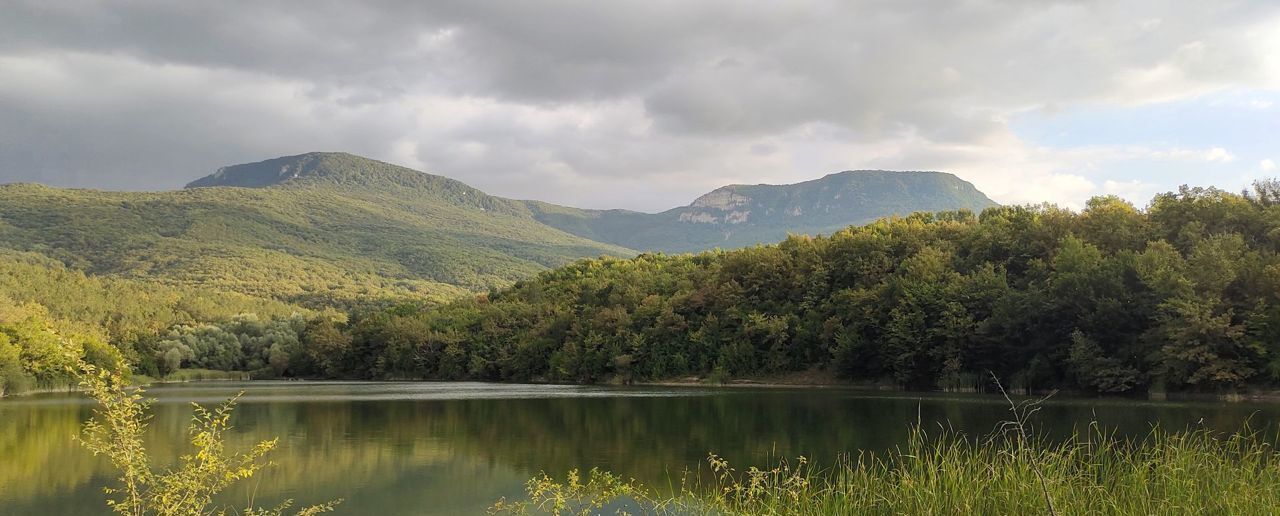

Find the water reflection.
xmin=2 ymin=382 xmax=1277 ymax=515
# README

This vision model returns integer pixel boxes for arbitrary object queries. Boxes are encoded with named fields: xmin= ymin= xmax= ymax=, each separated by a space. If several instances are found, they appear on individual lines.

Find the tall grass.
xmin=492 ymin=425 xmax=1280 ymax=515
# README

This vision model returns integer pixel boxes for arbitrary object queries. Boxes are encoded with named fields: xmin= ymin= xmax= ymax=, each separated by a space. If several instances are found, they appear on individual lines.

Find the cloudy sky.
xmin=1 ymin=1 xmax=1277 ymax=211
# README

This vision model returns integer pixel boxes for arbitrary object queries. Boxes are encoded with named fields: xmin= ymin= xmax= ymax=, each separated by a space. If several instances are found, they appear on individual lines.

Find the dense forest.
xmin=0 ymin=248 xmax=319 ymax=393
xmin=6 ymin=181 xmax=1280 ymax=396
xmin=0 ymin=296 xmax=126 ymax=397
xmin=299 ymin=182 xmax=1280 ymax=394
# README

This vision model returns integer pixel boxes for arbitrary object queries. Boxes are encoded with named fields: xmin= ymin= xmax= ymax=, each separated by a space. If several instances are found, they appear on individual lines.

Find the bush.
xmin=74 ymin=361 xmax=340 ymax=515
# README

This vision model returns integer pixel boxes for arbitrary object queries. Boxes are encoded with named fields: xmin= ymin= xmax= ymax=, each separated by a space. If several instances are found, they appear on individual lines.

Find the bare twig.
xmin=990 ymin=372 xmax=1058 ymax=516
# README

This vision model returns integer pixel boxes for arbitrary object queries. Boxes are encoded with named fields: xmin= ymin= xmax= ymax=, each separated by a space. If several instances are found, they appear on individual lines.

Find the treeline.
xmin=294 ymin=181 xmax=1280 ymax=394
xmin=0 ymin=250 xmax=321 ymax=395
xmin=0 ymin=248 xmax=415 ymax=394
xmin=143 ymin=314 xmax=308 ymax=377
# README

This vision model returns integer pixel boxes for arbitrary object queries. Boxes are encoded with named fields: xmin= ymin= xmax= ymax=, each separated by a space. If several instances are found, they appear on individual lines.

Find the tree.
xmin=1158 ymin=297 xmax=1258 ymax=388
xmin=1079 ymin=196 xmax=1149 ymax=252
xmin=1244 ymin=178 xmax=1280 ymax=207
xmin=1066 ymin=331 xmax=1140 ymax=393
xmin=6 ymin=318 xmax=78 ymax=387
xmin=301 ymin=318 xmax=352 ymax=378
xmin=0 ymin=334 xmax=30 ymax=396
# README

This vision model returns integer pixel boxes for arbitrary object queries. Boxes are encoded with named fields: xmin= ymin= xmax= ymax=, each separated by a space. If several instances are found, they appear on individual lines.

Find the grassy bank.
xmin=156 ymin=368 xmax=252 ymax=382
xmin=0 ymin=369 xmax=251 ymax=399
xmin=493 ymin=426 xmax=1280 ymax=515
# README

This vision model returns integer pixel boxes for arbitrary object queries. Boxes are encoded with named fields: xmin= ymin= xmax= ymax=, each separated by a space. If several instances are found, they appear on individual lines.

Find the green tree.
xmin=1158 ymin=297 xmax=1257 ymax=387
xmin=301 ymin=318 xmax=352 ymax=378
xmin=0 ymin=333 xmax=31 ymax=396
xmin=1066 ymin=330 xmax=1140 ymax=393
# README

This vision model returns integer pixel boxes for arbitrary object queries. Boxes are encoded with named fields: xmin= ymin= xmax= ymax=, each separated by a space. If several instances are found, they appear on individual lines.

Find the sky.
xmin=0 ymin=1 xmax=1277 ymax=212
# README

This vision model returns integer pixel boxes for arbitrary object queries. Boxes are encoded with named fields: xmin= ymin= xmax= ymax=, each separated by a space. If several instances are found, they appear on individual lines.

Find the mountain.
xmin=189 ymin=155 xmax=997 ymax=253
xmin=525 ymin=170 xmax=998 ymax=252
xmin=0 ymin=153 xmax=631 ymax=307
xmin=0 ymin=152 xmax=996 ymax=309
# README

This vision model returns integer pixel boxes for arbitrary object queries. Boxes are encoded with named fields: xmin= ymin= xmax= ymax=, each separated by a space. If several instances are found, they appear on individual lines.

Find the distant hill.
xmin=188 ymin=154 xmax=998 ymax=254
xmin=0 ymin=153 xmax=630 ymax=307
xmin=525 ymin=170 xmax=998 ymax=252
xmin=0 ymin=152 xmax=997 ymax=307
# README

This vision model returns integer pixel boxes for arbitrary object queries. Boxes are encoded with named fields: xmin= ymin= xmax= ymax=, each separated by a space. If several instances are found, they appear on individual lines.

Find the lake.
xmin=2 ymin=381 xmax=1278 ymax=515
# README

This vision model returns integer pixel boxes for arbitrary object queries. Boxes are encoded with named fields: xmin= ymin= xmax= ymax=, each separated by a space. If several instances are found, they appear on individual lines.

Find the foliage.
xmin=0 ymin=252 xmax=333 ymax=389
xmin=0 ymin=250 xmax=304 ymax=341
xmin=0 ymin=299 xmax=126 ymax=395
xmin=0 ymin=331 xmax=28 ymax=396
xmin=490 ymin=468 xmax=652 ymax=516
xmin=153 ymin=314 xmax=309 ymax=378
xmin=0 ymin=250 xmax=312 ymax=377
xmin=74 ymin=361 xmax=341 ymax=516
xmin=312 ymin=180 xmax=1280 ymax=394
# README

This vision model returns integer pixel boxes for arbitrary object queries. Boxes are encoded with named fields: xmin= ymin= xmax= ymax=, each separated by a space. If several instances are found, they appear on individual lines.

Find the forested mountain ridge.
xmin=524 ymin=169 xmax=998 ymax=252
xmin=0 ymin=153 xmax=632 ymax=307
xmin=186 ymin=152 xmax=997 ymax=254
xmin=0 ymin=151 xmax=1004 ymax=391
xmin=0 ymin=152 xmax=632 ymax=391
xmin=6 ymin=153 xmax=1280 ymax=395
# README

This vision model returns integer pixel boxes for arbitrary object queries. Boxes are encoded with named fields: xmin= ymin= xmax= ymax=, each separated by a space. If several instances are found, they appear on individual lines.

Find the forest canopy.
xmin=7 ymin=181 xmax=1280 ymax=396
xmin=309 ymin=182 xmax=1280 ymax=394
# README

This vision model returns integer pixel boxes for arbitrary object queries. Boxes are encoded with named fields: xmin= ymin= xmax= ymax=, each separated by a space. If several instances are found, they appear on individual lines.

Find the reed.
xmin=492 ymin=424 xmax=1280 ymax=515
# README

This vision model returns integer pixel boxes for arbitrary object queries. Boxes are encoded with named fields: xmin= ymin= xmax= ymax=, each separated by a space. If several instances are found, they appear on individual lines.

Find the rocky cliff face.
xmin=531 ymin=169 xmax=1000 ymax=253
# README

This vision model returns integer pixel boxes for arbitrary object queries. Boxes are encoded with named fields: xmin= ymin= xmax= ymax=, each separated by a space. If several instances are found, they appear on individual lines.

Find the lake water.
xmin=3 ymin=381 xmax=1279 ymax=515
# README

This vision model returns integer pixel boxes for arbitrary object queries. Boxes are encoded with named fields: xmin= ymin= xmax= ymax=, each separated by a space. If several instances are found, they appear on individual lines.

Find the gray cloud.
xmin=0 ymin=0 xmax=1277 ymax=209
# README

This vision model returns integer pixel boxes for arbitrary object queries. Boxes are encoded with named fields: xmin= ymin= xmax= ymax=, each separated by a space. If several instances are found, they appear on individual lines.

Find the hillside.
xmin=0 ymin=249 xmax=302 ymax=342
xmin=0 ymin=151 xmax=1006 ymax=388
xmin=0 ymin=153 xmax=632 ymax=307
xmin=525 ymin=170 xmax=998 ymax=252
xmin=0 ymin=152 xmax=997 ymax=312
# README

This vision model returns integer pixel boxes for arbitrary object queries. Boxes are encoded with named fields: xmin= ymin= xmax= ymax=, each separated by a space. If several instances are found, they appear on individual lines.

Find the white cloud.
xmin=1146 ymin=146 xmax=1237 ymax=163
xmin=1262 ymin=158 xmax=1278 ymax=172
xmin=1204 ymin=147 xmax=1236 ymax=163
xmin=1102 ymin=179 xmax=1154 ymax=199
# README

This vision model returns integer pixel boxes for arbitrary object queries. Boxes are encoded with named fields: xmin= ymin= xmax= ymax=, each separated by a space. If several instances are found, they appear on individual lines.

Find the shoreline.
xmin=10 ymin=371 xmax=1280 ymax=404
xmin=638 ymin=372 xmax=1280 ymax=403
xmin=0 ymin=371 xmax=250 ymax=399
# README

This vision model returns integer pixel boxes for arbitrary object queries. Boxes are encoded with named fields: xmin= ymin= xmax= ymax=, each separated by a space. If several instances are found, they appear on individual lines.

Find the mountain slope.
xmin=0 ymin=153 xmax=632 ymax=306
xmin=0 ymin=152 xmax=997 ymax=308
xmin=525 ymin=170 xmax=998 ymax=253
xmin=0 ymin=249 xmax=302 ymax=340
